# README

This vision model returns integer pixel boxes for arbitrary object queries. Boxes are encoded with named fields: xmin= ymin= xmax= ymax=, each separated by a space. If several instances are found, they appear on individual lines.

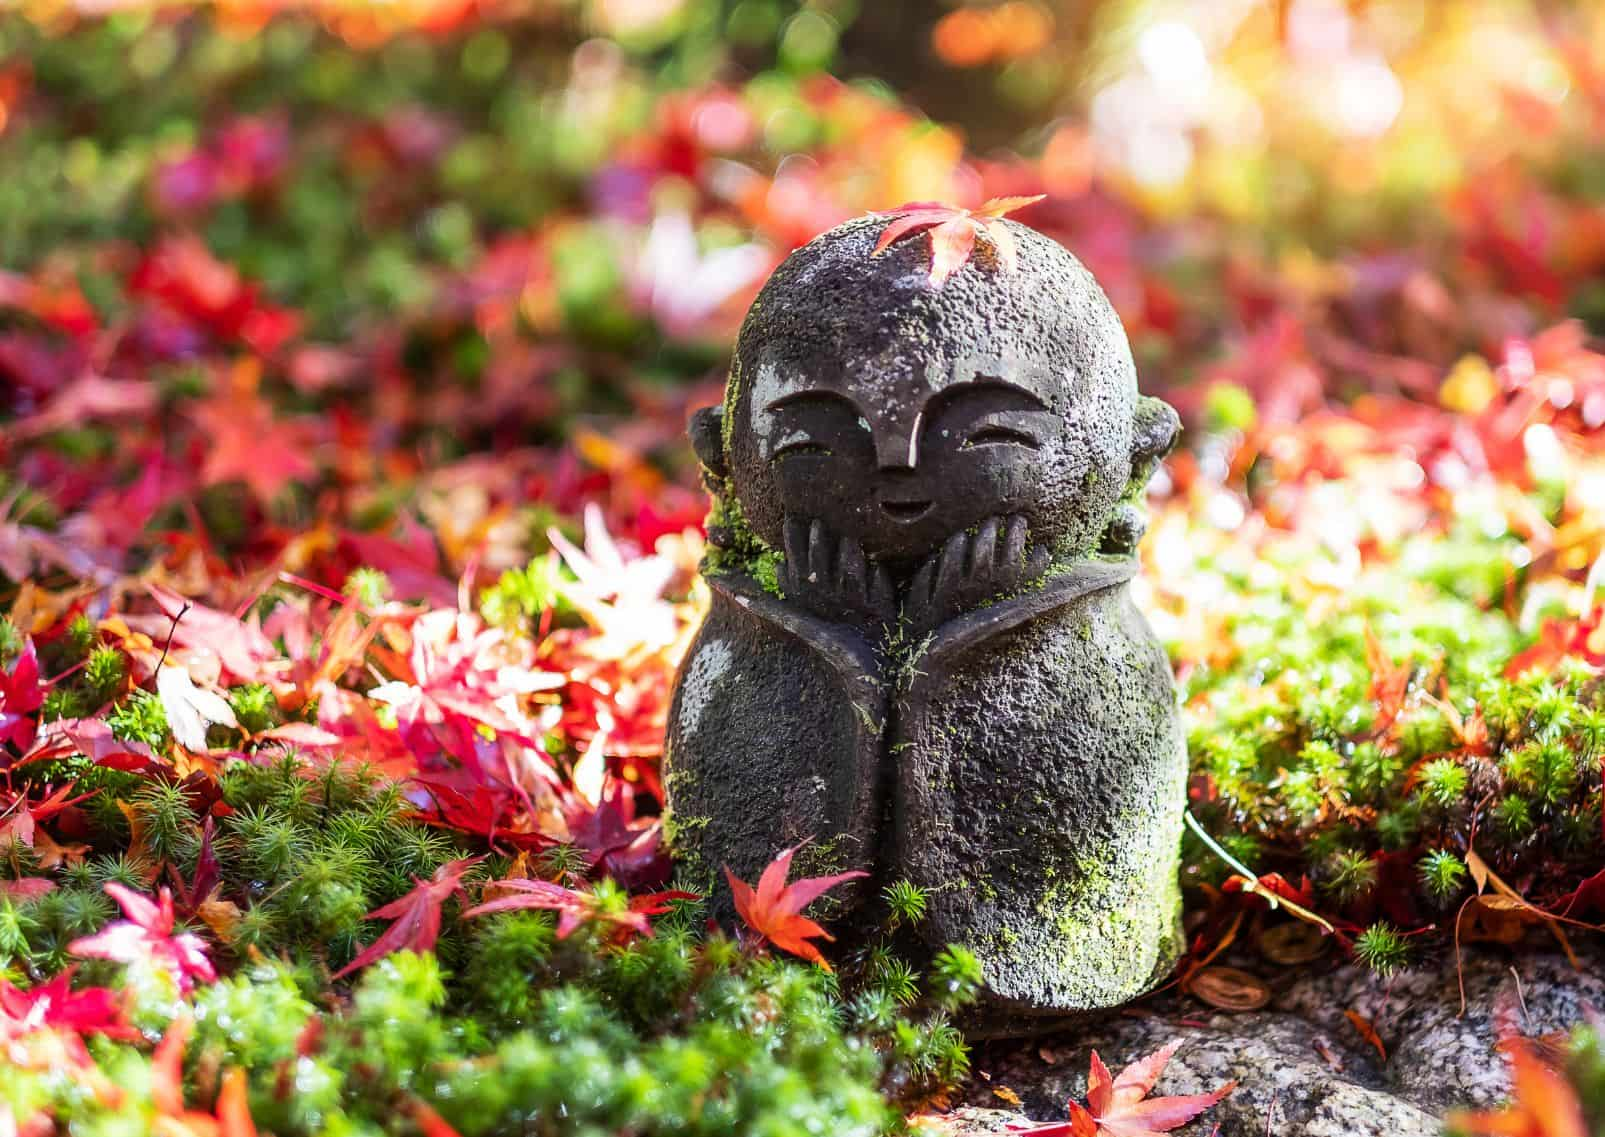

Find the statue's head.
xmin=696 ymin=211 xmax=1177 ymax=571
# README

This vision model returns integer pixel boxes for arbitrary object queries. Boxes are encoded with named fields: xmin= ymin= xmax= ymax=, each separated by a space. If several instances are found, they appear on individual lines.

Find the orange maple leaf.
xmin=723 ymin=845 xmax=867 ymax=970
xmin=1009 ymin=1039 xmax=1236 ymax=1137
xmin=872 ymin=195 xmax=1045 ymax=287
xmin=150 ymin=1016 xmax=259 ymax=1137
xmin=1447 ymin=1040 xmax=1588 ymax=1137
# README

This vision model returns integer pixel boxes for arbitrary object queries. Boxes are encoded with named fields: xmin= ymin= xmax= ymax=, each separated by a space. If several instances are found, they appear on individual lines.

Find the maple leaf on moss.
xmin=462 ymin=878 xmax=696 ymax=943
xmin=0 ymin=968 xmax=137 ymax=1042
xmin=871 ymin=196 xmax=1045 ymax=287
xmin=333 ymin=856 xmax=484 ymax=979
xmin=68 ymin=883 xmax=217 ymax=993
xmin=724 ymin=845 xmax=867 ymax=970
xmin=1009 ymin=1039 xmax=1235 ymax=1137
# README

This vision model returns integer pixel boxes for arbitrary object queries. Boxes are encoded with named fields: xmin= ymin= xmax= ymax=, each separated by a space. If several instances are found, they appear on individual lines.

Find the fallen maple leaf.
xmin=333 ymin=855 xmax=484 ymax=979
xmin=147 ymin=583 xmax=280 ymax=686
xmin=68 ymin=883 xmax=217 ymax=993
xmin=872 ymin=196 xmax=1045 ymax=287
xmin=0 ymin=638 xmax=44 ymax=752
xmin=0 ymin=878 xmax=55 ymax=901
xmin=723 ymin=845 xmax=867 ymax=970
xmin=157 ymin=663 xmax=240 ymax=752
xmin=462 ymin=878 xmax=696 ymax=943
xmin=147 ymin=1014 xmax=257 ymax=1137
xmin=1447 ymin=1039 xmax=1588 ymax=1137
xmin=0 ymin=968 xmax=137 ymax=1042
xmin=1009 ymin=1039 xmax=1236 ymax=1137
xmin=1364 ymin=625 xmax=1412 ymax=739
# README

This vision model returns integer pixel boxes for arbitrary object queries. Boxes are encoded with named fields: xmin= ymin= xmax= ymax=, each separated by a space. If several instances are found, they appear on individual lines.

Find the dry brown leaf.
xmin=1259 ymin=921 xmax=1330 ymax=966
xmin=1184 ymin=966 xmax=1271 ymax=1012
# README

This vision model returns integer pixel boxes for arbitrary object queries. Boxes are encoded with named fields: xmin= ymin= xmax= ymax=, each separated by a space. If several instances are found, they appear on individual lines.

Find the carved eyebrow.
xmin=765 ymin=389 xmax=863 ymax=415
xmin=926 ymin=377 xmax=1048 ymax=412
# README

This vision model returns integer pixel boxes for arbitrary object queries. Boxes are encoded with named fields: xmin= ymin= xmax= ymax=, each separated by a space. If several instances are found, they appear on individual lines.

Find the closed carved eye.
xmin=961 ymin=424 xmax=1038 ymax=450
xmin=772 ymin=439 xmax=834 ymax=461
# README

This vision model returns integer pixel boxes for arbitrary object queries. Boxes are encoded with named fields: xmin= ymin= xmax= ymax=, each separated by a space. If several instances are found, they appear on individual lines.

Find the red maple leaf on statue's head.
xmin=723 ymin=845 xmax=867 ymax=970
xmin=872 ymin=195 xmax=1045 ymax=287
xmin=333 ymin=856 xmax=484 ymax=979
xmin=1009 ymin=1039 xmax=1236 ymax=1137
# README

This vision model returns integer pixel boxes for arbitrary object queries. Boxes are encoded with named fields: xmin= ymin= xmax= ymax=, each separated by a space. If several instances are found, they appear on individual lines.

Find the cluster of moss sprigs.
xmin=3 ymin=747 xmax=980 ymax=1132
xmin=1177 ymin=523 xmax=1603 ymax=970
xmin=4 ymin=947 xmax=896 ymax=1136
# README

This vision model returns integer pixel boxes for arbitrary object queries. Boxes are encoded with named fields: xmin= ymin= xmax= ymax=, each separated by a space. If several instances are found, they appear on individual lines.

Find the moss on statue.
xmin=702 ymin=485 xmax=785 ymax=597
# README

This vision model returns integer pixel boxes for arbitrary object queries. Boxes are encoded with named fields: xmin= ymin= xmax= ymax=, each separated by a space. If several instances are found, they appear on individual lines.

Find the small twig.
xmin=1184 ymin=810 xmax=1336 ymax=935
xmin=1509 ymin=966 xmax=1529 ymax=1023
xmin=153 ymin=601 xmax=191 ymax=680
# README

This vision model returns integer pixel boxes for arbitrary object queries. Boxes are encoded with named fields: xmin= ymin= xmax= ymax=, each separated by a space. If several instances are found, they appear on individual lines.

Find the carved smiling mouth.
xmin=881 ymin=499 xmax=932 ymax=522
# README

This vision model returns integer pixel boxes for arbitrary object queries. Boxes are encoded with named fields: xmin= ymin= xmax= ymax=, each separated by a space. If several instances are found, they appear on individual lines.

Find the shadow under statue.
xmin=664 ymin=209 xmax=1186 ymax=1031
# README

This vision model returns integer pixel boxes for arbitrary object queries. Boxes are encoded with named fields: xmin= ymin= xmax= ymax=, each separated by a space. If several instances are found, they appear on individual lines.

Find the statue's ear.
xmin=690 ymin=404 xmax=729 ymax=480
xmin=1131 ymin=395 xmax=1181 ymax=467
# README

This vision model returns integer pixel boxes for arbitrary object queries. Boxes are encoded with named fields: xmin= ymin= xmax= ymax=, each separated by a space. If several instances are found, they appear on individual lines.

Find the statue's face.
xmin=719 ymin=213 xmax=1143 ymax=569
xmin=733 ymin=353 xmax=1105 ymax=566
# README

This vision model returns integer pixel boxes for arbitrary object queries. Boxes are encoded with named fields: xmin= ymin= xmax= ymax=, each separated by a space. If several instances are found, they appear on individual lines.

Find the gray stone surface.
xmin=942 ymin=944 xmax=1603 ymax=1136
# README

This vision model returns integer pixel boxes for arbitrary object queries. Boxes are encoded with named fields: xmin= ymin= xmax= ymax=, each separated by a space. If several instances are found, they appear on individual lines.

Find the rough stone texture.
xmin=944 ymin=944 xmax=1604 ymax=1135
xmin=664 ymin=213 xmax=1189 ymax=1016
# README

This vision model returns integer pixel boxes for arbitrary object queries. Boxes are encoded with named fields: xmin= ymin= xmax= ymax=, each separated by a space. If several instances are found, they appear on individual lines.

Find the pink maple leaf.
xmin=145 ymin=582 xmax=281 ymax=686
xmin=333 ymin=856 xmax=484 ymax=979
xmin=462 ymin=878 xmax=696 ymax=943
xmin=871 ymin=195 xmax=1045 ymax=287
xmin=0 ymin=639 xmax=44 ymax=752
xmin=68 ymin=883 xmax=217 ymax=993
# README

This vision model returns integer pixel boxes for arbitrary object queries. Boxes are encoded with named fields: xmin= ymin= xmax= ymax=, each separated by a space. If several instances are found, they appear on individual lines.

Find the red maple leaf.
xmin=872 ymin=195 xmax=1045 ymax=287
xmin=1221 ymin=871 xmax=1315 ymax=910
xmin=0 ymin=782 xmax=96 ymax=849
xmin=723 ymin=845 xmax=867 ymax=970
xmin=189 ymin=392 xmax=320 ymax=505
xmin=462 ymin=879 xmax=697 ymax=943
xmin=68 ymin=883 xmax=217 ymax=993
xmin=0 ymin=968 xmax=137 ymax=1042
xmin=333 ymin=856 xmax=484 ymax=979
xmin=1505 ymin=605 xmax=1605 ymax=678
xmin=0 ymin=638 xmax=44 ymax=752
xmin=168 ymin=816 xmax=223 ymax=920
xmin=1009 ymin=1039 xmax=1236 ymax=1136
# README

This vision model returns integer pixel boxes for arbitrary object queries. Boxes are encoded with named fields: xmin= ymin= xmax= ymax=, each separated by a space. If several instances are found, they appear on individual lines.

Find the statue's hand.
xmin=904 ymin=515 xmax=1050 ymax=635
xmin=781 ymin=517 xmax=898 ymax=629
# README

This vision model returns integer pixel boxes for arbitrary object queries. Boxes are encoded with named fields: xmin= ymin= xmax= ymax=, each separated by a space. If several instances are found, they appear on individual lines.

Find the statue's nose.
xmin=873 ymin=425 xmax=921 ymax=472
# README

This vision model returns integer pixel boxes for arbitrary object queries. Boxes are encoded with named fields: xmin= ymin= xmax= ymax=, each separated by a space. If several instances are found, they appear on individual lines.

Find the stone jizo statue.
xmin=665 ymin=201 xmax=1186 ymax=1025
